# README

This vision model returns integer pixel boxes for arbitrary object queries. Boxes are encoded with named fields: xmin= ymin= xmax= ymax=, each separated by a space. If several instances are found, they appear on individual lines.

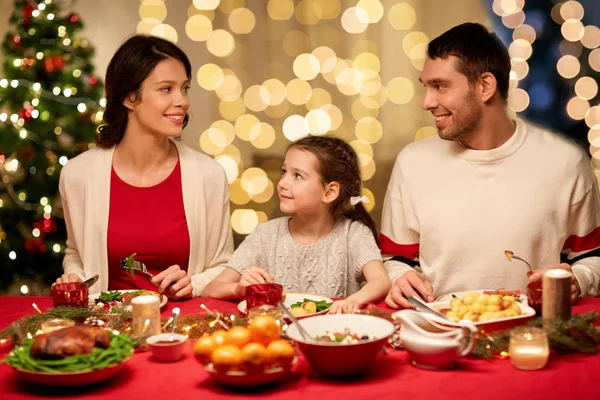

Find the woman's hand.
xmin=235 ymin=267 xmax=273 ymax=297
xmin=151 ymin=265 xmax=193 ymax=299
xmin=53 ymin=273 xmax=83 ymax=286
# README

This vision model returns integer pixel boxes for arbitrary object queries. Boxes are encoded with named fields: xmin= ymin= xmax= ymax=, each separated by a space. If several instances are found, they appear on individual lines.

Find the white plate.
xmin=89 ymin=290 xmax=168 ymax=310
xmin=435 ymin=289 xmax=527 ymax=303
xmin=238 ymin=293 xmax=333 ymax=318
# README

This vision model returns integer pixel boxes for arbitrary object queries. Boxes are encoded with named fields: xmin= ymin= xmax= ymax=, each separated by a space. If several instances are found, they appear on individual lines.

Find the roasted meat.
xmin=30 ymin=326 xmax=110 ymax=360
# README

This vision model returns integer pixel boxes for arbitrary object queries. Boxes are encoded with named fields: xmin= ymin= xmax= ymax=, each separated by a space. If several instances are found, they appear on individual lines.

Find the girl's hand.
xmin=235 ymin=267 xmax=274 ymax=296
xmin=151 ymin=265 xmax=193 ymax=299
xmin=53 ymin=273 xmax=83 ymax=286
xmin=328 ymin=299 xmax=362 ymax=314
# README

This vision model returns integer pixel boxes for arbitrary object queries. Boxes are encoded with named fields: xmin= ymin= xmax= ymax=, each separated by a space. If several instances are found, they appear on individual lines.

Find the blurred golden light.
xmin=508 ymin=88 xmax=529 ymax=112
xmin=585 ymin=106 xmax=600 ymax=129
xmin=409 ymin=44 xmax=428 ymax=70
xmin=402 ymin=31 xmax=429 ymax=58
xmin=219 ymin=0 xmax=244 ymax=13
xmin=415 ymin=126 xmax=437 ymax=141
xmin=588 ymin=127 xmax=600 ymax=145
xmin=231 ymin=209 xmax=259 ymax=235
xmin=199 ymin=129 xmax=225 ymax=155
xmin=512 ymin=24 xmax=536 ymax=43
xmin=336 ymin=68 xmax=364 ymax=96
xmin=560 ymin=1 xmax=584 ymax=21
xmin=267 ymin=0 xmax=294 ymax=21
xmin=360 ymin=85 xmax=388 ymax=109
xmin=207 ymin=29 xmax=235 ymax=57
xmin=341 ymin=7 xmax=368 ymax=34
xmin=295 ymin=0 xmax=322 ymax=25
xmin=322 ymin=58 xmax=347 ymax=85
xmin=355 ymin=117 xmax=383 ymax=144
xmin=561 ymin=19 xmax=585 ymax=42
xmin=352 ymin=98 xmax=378 ymax=120
xmin=492 ymin=0 xmax=524 ymax=16
xmin=244 ymin=85 xmax=270 ymax=112
xmin=136 ymin=18 xmax=161 ymax=35
xmin=317 ymin=0 xmax=341 ymax=19
xmin=575 ymin=77 xmax=598 ymax=100
xmin=360 ymin=77 xmax=382 ymax=96
xmin=196 ymin=63 xmax=224 ymax=90
xmin=354 ymin=52 xmax=380 ymax=76
xmin=187 ymin=4 xmax=215 ymax=20
xmin=510 ymin=59 xmax=529 ymax=80
xmin=358 ymin=154 xmax=376 ymax=181
xmin=150 ymin=24 xmax=178 ymax=43
xmin=551 ymin=3 xmax=565 ymax=25
xmin=350 ymin=139 xmax=373 ymax=158
xmin=320 ymin=104 xmax=343 ymax=131
xmin=219 ymin=98 xmax=246 ymax=121
xmin=356 ymin=0 xmax=384 ymax=24
xmin=256 ymin=211 xmax=269 ymax=224
xmin=286 ymin=79 xmax=312 ymax=105
xmin=388 ymin=2 xmax=416 ymax=31
xmin=361 ymin=188 xmax=375 ymax=213
xmin=215 ymin=155 xmax=239 ymax=183
xmin=251 ymin=180 xmax=275 ymax=203
xmin=229 ymin=179 xmax=251 ymax=205
xmin=193 ymin=0 xmax=220 ymax=10
xmin=557 ymin=55 xmax=581 ymax=78
xmin=241 ymin=168 xmax=269 ymax=195
xmin=352 ymin=40 xmax=379 ymax=59
xmin=210 ymin=120 xmax=235 ymax=146
xmin=581 ymin=25 xmax=600 ymax=49
xmin=216 ymin=75 xmax=242 ymax=101
xmin=293 ymin=53 xmax=320 ymax=80
xmin=265 ymin=101 xmax=290 ymax=119
xmin=566 ymin=96 xmax=590 ymax=120
xmin=508 ymin=39 xmax=532 ymax=61
xmin=249 ymin=123 xmax=276 ymax=149
xmin=283 ymin=30 xmax=311 ymax=57
xmin=387 ymin=77 xmax=415 ymax=105
xmin=228 ymin=7 xmax=255 ymax=34
xmin=589 ymin=49 xmax=600 ymax=72
xmin=306 ymin=88 xmax=332 ymax=110
xmin=283 ymin=115 xmax=309 ymax=141
xmin=139 ymin=0 xmax=167 ymax=22
xmin=235 ymin=114 xmax=261 ymax=141
xmin=221 ymin=144 xmax=242 ymax=164
xmin=261 ymin=79 xmax=286 ymax=106
xmin=305 ymin=109 xmax=331 ymax=135
xmin=312 ymin=46 xmax=337 ymax=73
xmin=502 ymin=10 xmax=525 ymax=29
xmin=185 ymin=14 xmax=212 ymax=41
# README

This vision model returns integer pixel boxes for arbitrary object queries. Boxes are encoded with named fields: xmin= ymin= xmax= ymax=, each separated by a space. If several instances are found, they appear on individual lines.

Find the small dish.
xmin=146 ymin=333 xmax=187 ymax=362
xmin=238 ymin=293 xmax=333 ymax=319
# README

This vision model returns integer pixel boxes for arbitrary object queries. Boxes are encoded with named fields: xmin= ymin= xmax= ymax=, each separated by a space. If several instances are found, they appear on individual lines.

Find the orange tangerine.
xmin=265 ymin=339 xmax=296 ymax=366
xmin=241 ymin=342 xmax=267 ymax=372
xmin=211 ymin=330 xmax=229 ymax=346
xmin=211 ymin=345 xmax=242 ymax=373
xmin=194 ymin=335 xmax=216 ymax=364
xmin=226 ymin=326 xmax=251 ymax=348
xmin=248 ymin=315 xmax=280 ymax=346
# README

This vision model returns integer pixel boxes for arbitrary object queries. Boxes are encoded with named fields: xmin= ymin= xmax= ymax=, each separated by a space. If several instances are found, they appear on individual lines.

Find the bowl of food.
xmin=285 ymin=314 xmax=395 ymax=377
xmin=147 ymin=333 xmax=187 ymax=362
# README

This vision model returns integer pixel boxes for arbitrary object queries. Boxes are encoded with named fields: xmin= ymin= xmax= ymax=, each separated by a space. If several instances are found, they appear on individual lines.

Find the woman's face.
xmin=125 ymin=58 xmax=190 ymax=138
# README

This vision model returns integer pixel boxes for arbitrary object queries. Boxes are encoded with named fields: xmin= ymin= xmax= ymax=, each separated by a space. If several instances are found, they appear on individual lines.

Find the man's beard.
xmin=438 ymin=93 xmax=483 ymax=147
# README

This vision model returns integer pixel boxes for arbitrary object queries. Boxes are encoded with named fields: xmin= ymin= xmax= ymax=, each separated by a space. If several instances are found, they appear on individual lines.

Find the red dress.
xmin=107 ymin=160 xmax=190 ymax=291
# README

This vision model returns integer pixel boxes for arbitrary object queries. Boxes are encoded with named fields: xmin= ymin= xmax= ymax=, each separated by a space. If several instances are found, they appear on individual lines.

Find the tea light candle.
xmin=41 ymin=318 xmax=75 ymax=333
xmin=542 ymin=269 xmax=572 ymax=323
xmin=131 ymin=296 xmax=161 ymax=337
xmin=509 ymin=327 xmax=549 ymax=370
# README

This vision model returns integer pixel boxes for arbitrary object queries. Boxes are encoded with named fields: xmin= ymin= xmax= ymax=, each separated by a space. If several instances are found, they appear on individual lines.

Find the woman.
xmin=55 ymin=35 xmax=233 ymax=299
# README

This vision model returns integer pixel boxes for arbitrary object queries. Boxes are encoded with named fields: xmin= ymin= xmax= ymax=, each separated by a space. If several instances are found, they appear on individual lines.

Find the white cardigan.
xmin=58 ymin=140 xmax=234 ymax=296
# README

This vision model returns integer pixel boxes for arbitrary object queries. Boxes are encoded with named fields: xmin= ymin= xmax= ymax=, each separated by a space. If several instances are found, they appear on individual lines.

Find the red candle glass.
xmin=51 ymin=282 xmax=89 ymax=308
xmin=245 ymin=283 xmax=283 ymax=311
xmin=527 ymin=280 xmax=542 ymax=315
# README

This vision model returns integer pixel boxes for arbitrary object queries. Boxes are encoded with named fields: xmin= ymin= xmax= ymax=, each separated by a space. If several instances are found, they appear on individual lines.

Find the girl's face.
xmin=125 ymin=58 xmax=190 ymax=138
xmin=278 ymin=147 xmax=330 ymax=215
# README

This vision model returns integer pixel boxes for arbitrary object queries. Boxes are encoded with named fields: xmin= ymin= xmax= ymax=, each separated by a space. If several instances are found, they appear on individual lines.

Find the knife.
xmin=83 ymin=274 xmax=99 ymax=288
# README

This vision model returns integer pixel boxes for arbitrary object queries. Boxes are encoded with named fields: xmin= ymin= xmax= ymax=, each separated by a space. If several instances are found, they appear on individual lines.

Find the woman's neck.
xmin=288 ymin=212 xmax=335 ymax=245
xmin=114 ymin=127 xmax=175 ymax=173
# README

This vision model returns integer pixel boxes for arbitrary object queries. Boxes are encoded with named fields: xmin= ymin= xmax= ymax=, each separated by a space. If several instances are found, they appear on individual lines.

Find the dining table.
xmin=1 ymin=295 xmax=599 ymax=400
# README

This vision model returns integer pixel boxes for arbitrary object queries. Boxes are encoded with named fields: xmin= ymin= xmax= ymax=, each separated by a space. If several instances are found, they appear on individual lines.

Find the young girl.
xmin=203 ymin=136 xmax=391 ymax=313
xmin=54 ymin=35 xmax=234 ymax=298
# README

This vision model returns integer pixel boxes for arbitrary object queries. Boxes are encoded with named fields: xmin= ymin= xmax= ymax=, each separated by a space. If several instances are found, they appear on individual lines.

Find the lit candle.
xmin=131 ymin=296 xmax=161 ymax=337
xmin=542 ymin=269 xmax=572 ymax=323
xmin=509 ymin=327 xmax=549 ymax=370
xmin=41 ymin=318 xmax=75 ymax=333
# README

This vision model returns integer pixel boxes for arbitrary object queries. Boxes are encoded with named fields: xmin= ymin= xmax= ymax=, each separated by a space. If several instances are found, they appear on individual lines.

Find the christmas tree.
xmin=0 ymin=0 xmax=104 ymax=294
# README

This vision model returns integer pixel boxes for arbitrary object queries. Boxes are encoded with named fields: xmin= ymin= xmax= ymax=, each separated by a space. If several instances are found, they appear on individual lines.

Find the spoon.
xmin=408 ymin=296 xmax=450 ymax=320
xmin=504 ymin=250 xmax=533 ymax=274
xmin=169 ymin=307 xmax=180 ymax=342
xmin=278 ymin=301 xmax=312 ymax=341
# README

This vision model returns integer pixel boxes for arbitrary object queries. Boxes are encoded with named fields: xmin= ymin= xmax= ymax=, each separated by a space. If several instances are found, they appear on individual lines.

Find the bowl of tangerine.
xmin=194 ymin=315 xmax=296 ymax=387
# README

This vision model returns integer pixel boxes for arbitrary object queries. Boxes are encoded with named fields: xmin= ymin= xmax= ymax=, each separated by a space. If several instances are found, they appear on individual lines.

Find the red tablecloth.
xmin=1 ymin=296 xmax=599 ymax=400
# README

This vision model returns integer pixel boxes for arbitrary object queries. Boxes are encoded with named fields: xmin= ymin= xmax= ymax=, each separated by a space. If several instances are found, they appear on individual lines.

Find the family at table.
xmin=53 ymin=22 xmax=600 ymax=310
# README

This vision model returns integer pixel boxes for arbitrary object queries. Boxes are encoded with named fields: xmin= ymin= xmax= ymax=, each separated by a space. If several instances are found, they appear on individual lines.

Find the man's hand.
xmin=385 ymin=270 xmax=434 ymax=309
xmin=528 ymin=263 xmax=580 ymax=304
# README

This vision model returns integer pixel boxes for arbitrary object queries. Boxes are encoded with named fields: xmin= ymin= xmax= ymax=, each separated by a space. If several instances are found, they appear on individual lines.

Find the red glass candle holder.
xmin=245 ymin=283 xmax=283 ymax=311
xmin=527 ymin=280 xmax=542 ymax=315
xmin=51 ymin=282 xmax=89 ymax=308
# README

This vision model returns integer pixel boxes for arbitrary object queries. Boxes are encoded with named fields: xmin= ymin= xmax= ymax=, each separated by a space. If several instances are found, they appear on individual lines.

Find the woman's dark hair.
xmin=95 ymin=35 xmax=192 ymax=147
xmin=427 ymin=22 xmax=510 ymax=102
xmin=288 ymin=136 xmax=378 ymax=241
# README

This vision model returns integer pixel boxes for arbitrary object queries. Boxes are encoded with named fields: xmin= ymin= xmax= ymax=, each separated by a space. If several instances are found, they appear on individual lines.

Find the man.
xmin=381 ymin=22 xmax=600 ymax=309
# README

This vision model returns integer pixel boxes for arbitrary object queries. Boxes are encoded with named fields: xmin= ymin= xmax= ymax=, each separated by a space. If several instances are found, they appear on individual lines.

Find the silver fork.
xmin=504 ymin=250 xmax=533 ymax=273
xmin=120 ymin=259 xmax=155 ymax=278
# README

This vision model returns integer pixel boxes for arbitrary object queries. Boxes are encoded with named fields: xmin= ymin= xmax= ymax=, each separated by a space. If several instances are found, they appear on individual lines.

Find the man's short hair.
xmin=427 ymin=22 xmax=511 ymax=101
